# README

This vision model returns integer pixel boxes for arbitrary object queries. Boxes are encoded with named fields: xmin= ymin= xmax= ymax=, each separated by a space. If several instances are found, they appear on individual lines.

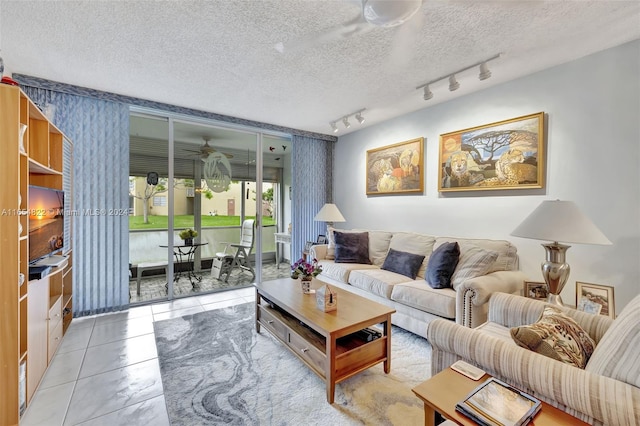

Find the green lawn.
xmin=129 ymin=215 xmax=275 ymax=230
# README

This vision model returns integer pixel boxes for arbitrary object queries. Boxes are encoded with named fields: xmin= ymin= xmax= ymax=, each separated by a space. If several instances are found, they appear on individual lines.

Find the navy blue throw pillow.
xmin=381 ymin=248 xmax=426 ymax=280
xmin=334 ymin=231 xmax=371 ymax=264
xmin=426 ymin=242 xmax=460 ymax=289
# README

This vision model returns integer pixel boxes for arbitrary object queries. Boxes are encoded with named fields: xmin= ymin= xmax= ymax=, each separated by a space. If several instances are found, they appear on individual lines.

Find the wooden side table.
xmin=412 ymin=368 xmax=589 ymax=426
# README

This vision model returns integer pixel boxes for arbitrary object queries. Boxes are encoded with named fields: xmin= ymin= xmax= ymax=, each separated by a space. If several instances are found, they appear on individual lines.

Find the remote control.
xmin=450 ymin=360 xmax=485 ymax=380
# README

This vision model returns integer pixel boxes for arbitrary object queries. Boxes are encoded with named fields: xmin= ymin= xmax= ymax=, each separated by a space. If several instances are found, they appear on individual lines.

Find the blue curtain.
xmin=22 ymin=86 xmax=130 ymax=316
xmin=291 ymin=135 xmax=335 ymax=259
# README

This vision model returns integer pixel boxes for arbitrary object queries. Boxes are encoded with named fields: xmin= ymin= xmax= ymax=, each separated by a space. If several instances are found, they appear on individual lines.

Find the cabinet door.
xmin=27 ymin=277 xmax=49 ymax=403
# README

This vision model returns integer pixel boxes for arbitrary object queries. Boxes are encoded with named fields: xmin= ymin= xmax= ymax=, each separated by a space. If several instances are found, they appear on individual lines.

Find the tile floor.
xmin=21 ymin=287 xmax=256 ymax=426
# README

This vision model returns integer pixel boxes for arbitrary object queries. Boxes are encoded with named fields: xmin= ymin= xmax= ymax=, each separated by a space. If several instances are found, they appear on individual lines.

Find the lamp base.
xmin=541 ymin=242 xmax=571 ymax=307
xmin=547 ymin=293 xmax=564 ymax=306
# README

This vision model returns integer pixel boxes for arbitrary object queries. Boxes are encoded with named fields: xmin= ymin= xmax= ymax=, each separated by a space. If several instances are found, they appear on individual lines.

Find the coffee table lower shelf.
xmin=255 ymin=285 xmax=393 ymax=403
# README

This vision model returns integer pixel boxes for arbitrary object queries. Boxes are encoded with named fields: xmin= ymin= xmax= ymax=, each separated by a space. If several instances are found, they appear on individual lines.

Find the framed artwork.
xmin=523 ymin=281 xmax=548 ymax=300
xmin=316 ymin=235 xmax=327 ymax=244
xmin=576 ymin=282 xmax=615 ymax=318
xmin=366 ymin=137 xmax=424 ymax=195
xmin=438 ymin=112 xmax=545 ymax=192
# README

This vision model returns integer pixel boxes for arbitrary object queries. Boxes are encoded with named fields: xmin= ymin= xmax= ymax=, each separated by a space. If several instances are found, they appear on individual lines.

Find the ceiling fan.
xmin=184 ymin=137 xmax=233 ymax=160
xmin=274 ymin=0 xmax=423 ymax=56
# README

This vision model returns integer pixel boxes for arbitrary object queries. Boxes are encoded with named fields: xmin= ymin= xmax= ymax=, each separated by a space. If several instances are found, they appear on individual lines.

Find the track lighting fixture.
xmin=415 ymin=53 xmax=501 ymax=101
xmin=423 ymin=85 xmax=433 ymax=100
xmin=478 ymin=62 xmax=491 ymax=80
xmin=448 ymin=75 xmax=459 ymax=91
xmin=329 ymin=108 xmax=366 ymax=132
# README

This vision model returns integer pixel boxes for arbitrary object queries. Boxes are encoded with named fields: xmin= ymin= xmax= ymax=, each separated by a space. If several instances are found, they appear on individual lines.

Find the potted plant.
xmin=179 ymin=228 xmax=198 ymax=245
xmin=291 ymin=257 xmax=322 ymax=294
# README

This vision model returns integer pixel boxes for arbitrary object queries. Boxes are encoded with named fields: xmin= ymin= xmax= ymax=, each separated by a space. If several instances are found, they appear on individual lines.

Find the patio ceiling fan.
xmin=184 ymin=137 xmax=233 ymax=160
xmin=274 ymin=0 xmax=423 ymax=61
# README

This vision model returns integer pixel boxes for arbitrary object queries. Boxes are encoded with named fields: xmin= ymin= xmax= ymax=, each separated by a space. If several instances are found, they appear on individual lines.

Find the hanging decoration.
xmin=203 ymin=152 xmax=232 ymax=193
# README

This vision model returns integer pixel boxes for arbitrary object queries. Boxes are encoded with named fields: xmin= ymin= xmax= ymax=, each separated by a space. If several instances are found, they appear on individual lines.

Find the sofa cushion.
xmin=354 ymin=229 xmax=393 ymax=266
xmin=381 ymin=248 xmax=425 ymax=280
xmin=435 ymin=237 xmax=518 ymax=273
xmin=511 ymin=306 xmax=596 ymax=369
xmin=586 ymin=294 xmax=640 ymax=387
xmin=349 ymin=269 xmax=413 ymax=299
xmin=334 ymin=231 xmax=371 ymax=264
xmin=390 ymin=281 xmax=456 ymax=318
xmin=316 ymin=260 xmax=378 ymax=283
xmin=450 ymin=246 xmax=499 ymax=289
xmin=475 ymin=321 xmax=514 ymax=342
xmin=425 ymin=242 xmax=460 ymax=289
xmin=388 ymin=232 xmax=436 ymax=279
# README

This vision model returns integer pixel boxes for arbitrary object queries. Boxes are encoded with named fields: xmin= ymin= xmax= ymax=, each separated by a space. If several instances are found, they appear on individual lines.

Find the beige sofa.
xmin=309 ymin=229 xmax=527 ymax=336
xmin=428 ymin=292 xmax=640 ymax=425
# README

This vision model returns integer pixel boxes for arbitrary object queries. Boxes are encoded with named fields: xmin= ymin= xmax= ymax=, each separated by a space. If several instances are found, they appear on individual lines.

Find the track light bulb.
xmin=448 ymin=75 xmax=459 ymax=91
xmin=479 ymin=62 xmax=491 ymax=80
xmin=343 ymin=117 xmax=351 ymax=128
xmin=423 ymin=85 xmax=433 ymax=100
xmin=356 ymin=112 xmax=365 ymax=124
xmin=330 ymin=122 xmax=338 ymax=133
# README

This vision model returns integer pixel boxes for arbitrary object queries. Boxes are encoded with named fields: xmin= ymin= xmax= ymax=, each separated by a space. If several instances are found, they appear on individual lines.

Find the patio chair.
xmin=213 ymin=219 xmax=256 ymax=282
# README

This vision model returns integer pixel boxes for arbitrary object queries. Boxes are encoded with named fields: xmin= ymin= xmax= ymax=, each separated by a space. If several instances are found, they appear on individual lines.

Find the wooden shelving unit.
xmin=0 ymin=85 xmax=74 ymax=425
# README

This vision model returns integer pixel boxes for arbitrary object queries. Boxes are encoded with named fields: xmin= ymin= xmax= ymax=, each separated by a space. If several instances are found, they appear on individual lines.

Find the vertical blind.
xmin=291 ymin=135 xmax=335 ymax=258
xmin=22 ymin=86 xmax=130 ymax=316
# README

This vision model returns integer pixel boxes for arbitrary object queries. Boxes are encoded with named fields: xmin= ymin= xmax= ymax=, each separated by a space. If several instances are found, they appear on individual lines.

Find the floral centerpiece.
xmin=291 ymin=258 xmax=322 ymax=293
xmin=179 ymin=228 xmax=198 ymax=245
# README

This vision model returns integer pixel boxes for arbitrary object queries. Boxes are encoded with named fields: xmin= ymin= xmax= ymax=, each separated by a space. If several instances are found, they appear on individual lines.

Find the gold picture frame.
xmin=523 ymin=281 xmax=548 ymax=300
xmin=438 ymin=112 xmax=545 ymax=192
xmin=366 ymin=137 xmax=424 ymax=195
xmin=576 ymin=282 xmax=615 ymax=318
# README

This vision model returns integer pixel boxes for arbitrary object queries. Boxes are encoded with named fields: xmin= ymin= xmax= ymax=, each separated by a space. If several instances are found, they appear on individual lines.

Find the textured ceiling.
xmin=1 ymin=1 xmax=639 ymax=137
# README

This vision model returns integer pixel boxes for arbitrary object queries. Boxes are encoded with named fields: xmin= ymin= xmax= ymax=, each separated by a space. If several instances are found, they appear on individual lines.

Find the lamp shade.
xmin=511 ymin=200 xmax=611 ymax=245
xmin=314 ymin=203 xmax=346 ymax=223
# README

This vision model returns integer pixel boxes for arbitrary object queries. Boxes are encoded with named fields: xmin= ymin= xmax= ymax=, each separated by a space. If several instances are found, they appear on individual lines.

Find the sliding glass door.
xmin=129 ymin=109 xmax=291 ymax=304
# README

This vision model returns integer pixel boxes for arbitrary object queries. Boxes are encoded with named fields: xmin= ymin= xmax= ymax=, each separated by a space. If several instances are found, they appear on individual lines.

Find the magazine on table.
xmin=455 ymin=378 xmax=542 ymax=426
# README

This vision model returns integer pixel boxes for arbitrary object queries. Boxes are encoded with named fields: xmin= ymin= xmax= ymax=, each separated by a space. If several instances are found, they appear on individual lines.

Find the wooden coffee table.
xmin=255 ymin=277 xmax=395 ymax=403
xmin=412 ymin=367 xmax=590 ymax=426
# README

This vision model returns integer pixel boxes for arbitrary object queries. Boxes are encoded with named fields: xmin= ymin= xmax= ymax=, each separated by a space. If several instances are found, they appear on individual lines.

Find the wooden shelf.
xmin=1 ymin=85 xmax=73 ymax=425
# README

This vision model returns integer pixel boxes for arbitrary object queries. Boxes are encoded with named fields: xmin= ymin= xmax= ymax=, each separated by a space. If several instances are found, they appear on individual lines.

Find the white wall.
xmin=333 ymin=40 xmax=640 ymax=314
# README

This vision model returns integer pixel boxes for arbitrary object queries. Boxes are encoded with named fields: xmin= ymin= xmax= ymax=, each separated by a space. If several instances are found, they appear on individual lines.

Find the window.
xmin=153 ymin=196 xmax=167 ymax=207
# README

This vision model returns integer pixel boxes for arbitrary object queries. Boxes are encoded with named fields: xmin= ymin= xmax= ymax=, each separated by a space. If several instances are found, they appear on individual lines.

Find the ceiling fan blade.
xmin=275 ymin=15 xmax=369 ymax=54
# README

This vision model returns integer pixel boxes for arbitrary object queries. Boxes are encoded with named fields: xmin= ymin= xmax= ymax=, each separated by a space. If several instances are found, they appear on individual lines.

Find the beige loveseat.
xmin=428 ymin=292 xmax=640 ymax=425
xmin=310 ymin=229 xmax=526 ymax=336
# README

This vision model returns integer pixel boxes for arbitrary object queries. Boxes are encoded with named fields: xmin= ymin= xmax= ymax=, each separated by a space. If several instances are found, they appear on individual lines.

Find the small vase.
xmin=184 ymin=238 xmax=193 ymax=246
xmin=300 ymin=277 xmax=312 ymax=294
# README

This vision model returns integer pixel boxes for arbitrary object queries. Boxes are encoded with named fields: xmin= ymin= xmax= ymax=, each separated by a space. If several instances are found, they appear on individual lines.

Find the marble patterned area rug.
xmin=154 ymin=303 xmax=431 ymax=426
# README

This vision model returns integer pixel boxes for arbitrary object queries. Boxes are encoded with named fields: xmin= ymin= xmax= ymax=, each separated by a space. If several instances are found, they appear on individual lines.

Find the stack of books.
xmin=455 ymin=378 xmax=541 ymax=426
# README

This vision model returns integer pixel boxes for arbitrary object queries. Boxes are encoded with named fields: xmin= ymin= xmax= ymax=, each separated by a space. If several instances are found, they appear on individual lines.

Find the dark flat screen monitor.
xmin=28 ymin=185 xmax=64 ymax=263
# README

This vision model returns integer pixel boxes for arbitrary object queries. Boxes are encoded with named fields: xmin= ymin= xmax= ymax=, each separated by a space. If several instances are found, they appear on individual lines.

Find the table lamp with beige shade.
xmin=511 ymin=200 xmax=612 ymax=305
xmin=314 ymin=203 xmax=346 ymax=228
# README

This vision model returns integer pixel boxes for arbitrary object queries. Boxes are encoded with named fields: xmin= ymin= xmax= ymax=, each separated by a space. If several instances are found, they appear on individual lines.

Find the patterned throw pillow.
xmin=450 ymin=245 xmax=498 ymax=289
xmin=511 ymin=306 xmax=596 ymax=369
xmin=381 ymin=248 xmax=425 ymax=280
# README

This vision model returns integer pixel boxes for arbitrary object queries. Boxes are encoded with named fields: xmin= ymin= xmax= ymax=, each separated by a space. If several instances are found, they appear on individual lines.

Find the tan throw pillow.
xmin=511 ymin=306 xmax=596 ymax=369
xmin=450 ymin=245 xmax=498 ymax=289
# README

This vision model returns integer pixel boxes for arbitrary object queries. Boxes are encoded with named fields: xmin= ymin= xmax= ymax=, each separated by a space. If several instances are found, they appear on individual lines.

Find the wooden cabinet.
xmin=0 ymin=85 xmax=73 ymax=425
